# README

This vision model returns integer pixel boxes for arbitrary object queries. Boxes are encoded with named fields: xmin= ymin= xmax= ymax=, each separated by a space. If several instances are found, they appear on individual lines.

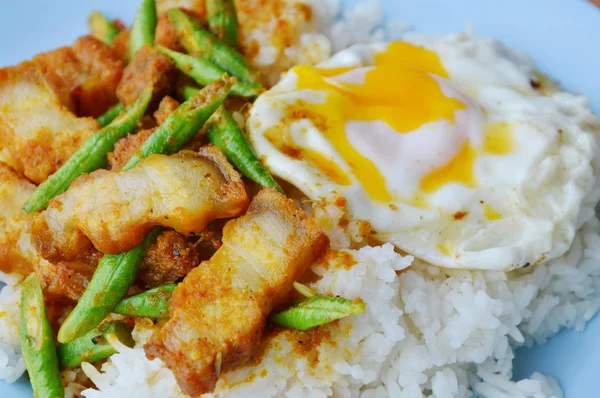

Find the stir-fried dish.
xmin=0 ymin=1 xmax=365 ymax=396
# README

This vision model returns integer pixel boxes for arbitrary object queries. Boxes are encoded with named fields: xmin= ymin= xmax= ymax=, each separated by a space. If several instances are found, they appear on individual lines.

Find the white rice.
xmin=0 ymin=1 xmax=599 ymax=397
xmin=0 ymin=272 xmax=24 ymax=384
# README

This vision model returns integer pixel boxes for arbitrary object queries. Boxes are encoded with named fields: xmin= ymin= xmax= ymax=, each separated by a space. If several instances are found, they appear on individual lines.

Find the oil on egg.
xmin=247 ymin=34 xmax=599 ymax=271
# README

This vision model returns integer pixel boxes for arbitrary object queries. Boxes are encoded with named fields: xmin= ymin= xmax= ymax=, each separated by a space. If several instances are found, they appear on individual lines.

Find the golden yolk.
xmin=420 ymin=143 xmax=477 ymax=193
xmin=483 ymin=123 xmax=513 ymax=155
xmin=374 ymin=41 xmax=449 ymax=78
xmin=278 ymin=41 xmax=514 ymax=204
xmin=483 ymin=204 xmax=502 ymax=220
xmin=302 ymin=148 xmax=352 ymax=186
xmin=290 ymin=42 xmax=465 ymax=201
xmin=420 ymin=123 xmax=513 ymax=196
xmin=437 ymin=241 xmax=453 ymax=256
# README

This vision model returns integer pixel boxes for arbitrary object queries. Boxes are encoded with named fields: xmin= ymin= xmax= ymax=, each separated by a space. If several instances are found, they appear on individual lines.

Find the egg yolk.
xmin=420 ymin=143 xmax=477 ymax=193
xmin=483 ymin=204 xmax=502 ymax=220
xmin=278 ymin=41 xmax=513 ymax=203
xmin=483 ymin=122 xmax=513 ymax=155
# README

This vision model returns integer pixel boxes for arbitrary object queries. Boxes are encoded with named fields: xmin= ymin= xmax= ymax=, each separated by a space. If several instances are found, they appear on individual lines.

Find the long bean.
xmin=113 ymin=283 xmax=176 ymax=318
xmin=20 ymin=274 xmax=64 ymax=398
xmin=22 ymin=87 xmax=153 ymax=214
xmin=88 ymin=11 xmax=120 ymax=45
xmin=129 ymin=0 xmax=157 ymax=59
xmin=268 ymin=296 xmax=366 ymax=331
xmin=57 ymin=79 xmax=232 ymax=344
xmin=206 ymin=0 xmax=239 ymax=48
xmin=125 ymin=75 xmax=234 ymax=169
xmin=97 ymin=103 xmax=125 ymax=127
xmin=157 ymin=46 xmax=263 ymax=98
xmin=208 ymin=106 xmax=282 ymax=192
xmin=57 ymin=321 xmax=134 ymax=369
xmin=168 ymin=9 xmax=258 ymax=85
xmin=57 ymin=228 xmax=160 ymax=344
xmin=181 ymin=84 xmax=201 ymax=100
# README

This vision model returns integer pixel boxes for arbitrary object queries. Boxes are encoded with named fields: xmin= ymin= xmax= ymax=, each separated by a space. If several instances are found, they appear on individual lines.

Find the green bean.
xmin=88 ymin=11 xmax=120 ymax=45
xmin=129 ymin=0 xmax=158 ymax=59
xmin=181 ymin=84 xmax=201 ymax=101
xmin=57 ymin=227 xmax=160 ymax=344
xmin=113 ymin=283 xmax=176 ymax=318
xmin=57 ymin=321 xmax=134 ymax=369
xmin=208 ymin=106 xmax=282 ymax=192
xmin=20 ymin=274 xmax=64 ymax=398
xmin=124 ymin=75 xmax=234 ymax=169
xmin=168 ymin=8 xmax=258 ymax=86
xmin=206 ymin=0 xmax=239 ymax=49
xmin=268 ymin=296 xmax=366 ymax=331
xmin=97 ymin=103 xmax=125 ymax=127
xmin=157 ymin=46 xmax=262 ymax=98
xmin=22 ymin=87 xmax=153 ymax=214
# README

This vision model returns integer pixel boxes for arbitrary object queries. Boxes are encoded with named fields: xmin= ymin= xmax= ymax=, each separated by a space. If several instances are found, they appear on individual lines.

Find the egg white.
xmin=248 ymin=33 xmax=600 ymax=270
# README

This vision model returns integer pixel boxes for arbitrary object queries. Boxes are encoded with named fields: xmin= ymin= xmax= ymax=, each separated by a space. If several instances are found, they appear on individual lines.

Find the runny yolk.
xmin=437 ymin=241 xmax=453 ymax=256
xmin=374 ymin=41 xmax=449 ymax=78
xmin=289 ymin=41 xmax=465 ymax=201
xmin=483 ymin=122 xmax=513 ymax=155
xmin=282 ymin=41 xmax=513 ymax=203
xmin=483 ymin=204 xmax=502 ymax=220
xmin=420 ymin=143 xmax=477 ymax=193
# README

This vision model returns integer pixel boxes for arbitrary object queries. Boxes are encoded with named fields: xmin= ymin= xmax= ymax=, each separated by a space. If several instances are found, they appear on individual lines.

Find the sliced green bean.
xmin=129 ymin=0 xmax=158 ymax=59
xmin=57 ymin=227 xmax=160 ymax=344
xmin=157 ymin=46 xmax=262 ymax=98
xmin=206 ymin=0 xmax=239 ymax=48
xmin=113 ymin=283 xmax=176 ymax=318
xmin=168 ymin=9 xmax=258 ymax=85
xmin=22 ymin=87 xmax=153 ymax=214
xmin=88 ymin=11 xmax=120 ymax=45
xmin=208 ymin=106 xmax=282 ymax=192
xmin=124 ymin=75 xmax=234 ymax=169
xmin=97 ymin=103 xmax=125 ymax=127
xmin=20 ymin=274 xmax=64 ymax=398
xmin=268 ymin=296 xmax=366 ymax=331
xmin=57 ymin=321 xmax=134 ymax=369
xmin=181 ymin=84 xmax=201 ymax=101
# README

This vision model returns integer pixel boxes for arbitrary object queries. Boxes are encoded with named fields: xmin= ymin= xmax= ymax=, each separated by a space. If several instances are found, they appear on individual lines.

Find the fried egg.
xmin=247 ymin=33 xmax=600 ymax=270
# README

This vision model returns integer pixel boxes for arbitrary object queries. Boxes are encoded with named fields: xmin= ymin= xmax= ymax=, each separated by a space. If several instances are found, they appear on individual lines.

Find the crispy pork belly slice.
xmin=145 ymin=188 xmax=329 ymax=396
xmin=31 ymin=146 xmax=249 ymax=260
xmin=116 ymin=45 xmax=176 ymax=108
xmin=0 ymin=163 xmax=37 ymax=275
xmin=0 ymin=164 xmax=102 ymax=301
xmin=0 ymin=62 xmax=99 ymax=184
xmin=34 ymin=35 xmax=124 ymax=117
xmin=0 ymin=162 xmax=94 ymax=298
